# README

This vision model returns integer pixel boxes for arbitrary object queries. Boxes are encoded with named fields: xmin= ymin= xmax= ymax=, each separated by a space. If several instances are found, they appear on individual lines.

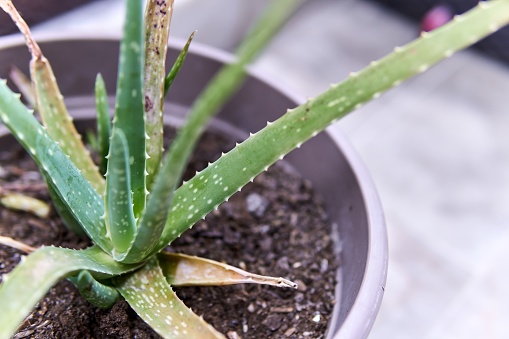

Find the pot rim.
xmin=0 ymin=32 xmax=388 ymax=338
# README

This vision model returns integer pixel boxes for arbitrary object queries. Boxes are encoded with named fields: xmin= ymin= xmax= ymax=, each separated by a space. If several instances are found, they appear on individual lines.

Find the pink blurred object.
xmin=421 ymin=4 xmax=453 ymax=32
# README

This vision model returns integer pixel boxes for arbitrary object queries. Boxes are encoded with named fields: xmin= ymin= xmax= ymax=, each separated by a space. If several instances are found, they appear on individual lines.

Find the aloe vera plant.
xmin=0 ymin=0 xmax=509 ymax=338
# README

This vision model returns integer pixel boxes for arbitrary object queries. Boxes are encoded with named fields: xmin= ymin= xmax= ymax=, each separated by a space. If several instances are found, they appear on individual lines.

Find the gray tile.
xmin=426 ymin=233 xmax=509 ymax=339
xmin=369 ymin=224 xmax=469 ymax=339
xmin=255 ymin=0 xmax=417 ymax=96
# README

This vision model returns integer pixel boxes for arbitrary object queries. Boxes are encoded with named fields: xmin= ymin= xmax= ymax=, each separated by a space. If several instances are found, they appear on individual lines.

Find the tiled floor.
xmin=6 ymin=0 xmax=509 ymax=337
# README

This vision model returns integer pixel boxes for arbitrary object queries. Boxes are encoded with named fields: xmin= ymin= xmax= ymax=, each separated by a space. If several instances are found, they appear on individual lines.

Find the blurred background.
xmin=2 ymin=0 xmax=509 ymax=338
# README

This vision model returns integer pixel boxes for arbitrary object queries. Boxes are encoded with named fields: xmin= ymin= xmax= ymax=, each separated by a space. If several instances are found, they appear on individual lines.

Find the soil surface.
xmin=0 ymin=128 xmax=338 ymax=339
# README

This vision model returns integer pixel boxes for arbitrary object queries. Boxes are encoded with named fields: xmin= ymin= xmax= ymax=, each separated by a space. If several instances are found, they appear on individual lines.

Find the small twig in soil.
xmin=0 ymin=235 xmax=36 ymax=253
xmin=27 ymin=218 xmax=50 ymax=230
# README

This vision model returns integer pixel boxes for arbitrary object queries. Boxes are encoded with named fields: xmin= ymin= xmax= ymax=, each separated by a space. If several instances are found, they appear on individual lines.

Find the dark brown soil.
xmin=0 ymin=128 xmax=338 ymax=339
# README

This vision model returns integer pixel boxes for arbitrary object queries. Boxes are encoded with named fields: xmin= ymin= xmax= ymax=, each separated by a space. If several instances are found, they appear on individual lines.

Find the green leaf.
xmin=0 ymin=80 xmax=113 ymax=253
xmin=71 ymin=271 xmax=120 ymax=309
xmin=144 ymin=0 xmax=174 ymax=192
xmin=105 ymin=128 xmax=137 ymax=258
xmin=164 ymin=31 xmax=195 ymax=96
xmin=47 ymin=182 xmax=87 ymax=237
xmin=0 ymin=246 xmax=141 ymax=338
xmin=154 ymin=0 xmax=509 ymax=251
xmin=95 ymin=73 xmax=111 ymax=176
xmin=158 ymin=252 xmax=297 ymax=288
xmin=113 ymin=0 xmax=146 ymax=220
xmin=114 ymin=257 xmax=225 ymax=339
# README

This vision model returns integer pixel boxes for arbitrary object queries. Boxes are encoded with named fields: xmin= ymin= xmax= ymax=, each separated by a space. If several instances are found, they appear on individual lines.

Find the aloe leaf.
xmin=8 ymin=65 xmax=35 ymax=108
xmin=0 ymin=192 xmax=50 ymax=218
xmin=113 ymin=0 xmax=146 ymax=219
xmin=164 ymin=31 xmax=195 ymax=96
xmin=95 ymin=73 xmax=111 ymax=175
xmin=46 ymin=182 xmax=87 ymax=237
xmin=71 ymin=271 xmax=120 ymax=309
xmin=105 ymin=128 xmax=136 ymax=258
xmin=154 ymin=0 xmax=509 ymax=250
xmin=8 ymin=66 xmax=100 ymax=237
xmin=128 ymin=0 xmax=299 ymax=263
xmin=158 ymin=252 xmax=297 ymax=288
xmin=114 ymin=257 xmax=225 ymax=339
xmin=0 ymin=246 xmax=141 ymax=338
xmin=144 ymin=0 xmax=174 ymax=191
xmin=0 ymin=1 xmax=105 ymax=195
xmin=8 ymin=66 xmax=94 ymax=236
xmin=0 ymin=80 xmax=112 ymax=253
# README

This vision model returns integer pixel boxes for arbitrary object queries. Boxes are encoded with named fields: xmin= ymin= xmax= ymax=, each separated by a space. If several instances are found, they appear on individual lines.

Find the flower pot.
xmin=0 ymin=0 xmax=96 ymax=36
xmin=0 ymin=35 xmax=388 ymax=338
